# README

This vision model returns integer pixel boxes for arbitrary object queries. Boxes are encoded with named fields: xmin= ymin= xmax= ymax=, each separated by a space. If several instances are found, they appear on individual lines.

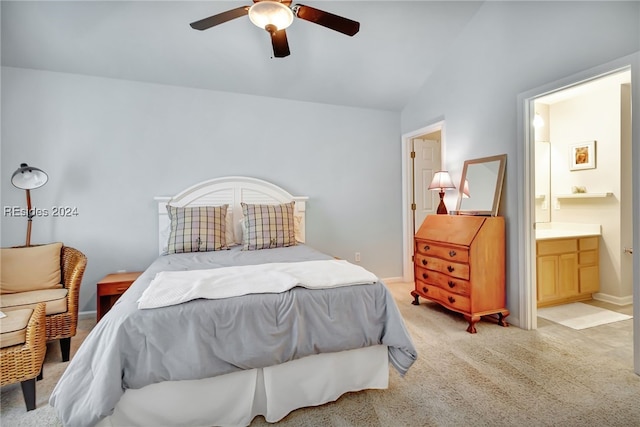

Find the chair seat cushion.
xmin=0 ymin=242 xmax=63 ymax=294
xmin=0 ymin=308 xmax=33 ymax=348
xmin=0 ymin=289 xmax=68 ymax=316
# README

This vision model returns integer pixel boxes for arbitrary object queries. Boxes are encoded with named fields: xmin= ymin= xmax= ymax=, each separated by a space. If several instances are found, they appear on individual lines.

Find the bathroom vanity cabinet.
xmin=536 ymin=236 xmax=600 ymax=307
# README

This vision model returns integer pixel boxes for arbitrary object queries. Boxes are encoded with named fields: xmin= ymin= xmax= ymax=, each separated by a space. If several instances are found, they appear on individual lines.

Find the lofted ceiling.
xmin=1 ymin=1 xmax=483 ymax=111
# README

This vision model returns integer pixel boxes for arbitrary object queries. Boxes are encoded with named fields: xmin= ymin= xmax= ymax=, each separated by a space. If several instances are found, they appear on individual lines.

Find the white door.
xmin=412 ymin=138 xmax=441 ymax=234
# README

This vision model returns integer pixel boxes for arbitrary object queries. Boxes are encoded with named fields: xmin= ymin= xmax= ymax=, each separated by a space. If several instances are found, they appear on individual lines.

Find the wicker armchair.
xmin=0 ymin=303 xmax=47 ymax=411
xmin=47 ymin=246 xmax=87 ymax=361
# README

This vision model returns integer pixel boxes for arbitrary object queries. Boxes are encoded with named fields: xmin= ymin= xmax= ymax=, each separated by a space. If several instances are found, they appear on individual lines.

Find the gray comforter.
xmin=50 ymin=245 xmax=417 ymax=427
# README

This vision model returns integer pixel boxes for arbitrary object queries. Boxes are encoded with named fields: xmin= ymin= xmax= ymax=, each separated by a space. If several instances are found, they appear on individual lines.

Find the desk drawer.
xmin=97 ymin=282 xmax=132 ymax=297
xmin=415 ymin=266 xmax=470 ymax=296
xmin=415 ymin=253 xmax=469 ymax=280
xmin=414 ymin=283 xmax=471 ymax=313
xmin=414 ymin=240 xmax=469 ymax=263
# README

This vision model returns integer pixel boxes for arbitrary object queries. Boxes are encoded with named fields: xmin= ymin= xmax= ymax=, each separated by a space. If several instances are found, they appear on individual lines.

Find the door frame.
xmin=401 ymin=120 xmax=446 ymax=282
xmin=517 ymin=55 xmax=639 ymax=375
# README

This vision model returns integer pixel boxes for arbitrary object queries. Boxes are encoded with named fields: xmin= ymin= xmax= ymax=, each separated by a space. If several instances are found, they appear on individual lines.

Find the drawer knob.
xmin=449 ymin=250 xmax=457 ymax=257
xmin=422 ymin=259 xmax=428 ymax=266
xmin=447 ymin=265 xmax=454 ymax=273
xmin=423 ymin=245 xmax=430 ymax=251
xmin=448 ymin=281 xmax=455 ymax=288
xmin=448 ymin=296 xmax=456 ymax=304
xmin=422 ymin=287 xmax=428 ymax=293
xmin=422 ymin=273 xmax=428 ymax=279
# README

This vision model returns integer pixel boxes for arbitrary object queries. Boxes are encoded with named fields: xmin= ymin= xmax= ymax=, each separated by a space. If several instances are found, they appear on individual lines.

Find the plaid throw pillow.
xmin=241 ymin=202 xmax=296 ymax=251
xmin=166 ymin=205 xmax=228 ymax=254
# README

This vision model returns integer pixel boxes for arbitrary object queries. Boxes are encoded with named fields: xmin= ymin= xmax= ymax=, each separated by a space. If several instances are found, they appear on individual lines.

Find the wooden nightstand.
xmin=97 ymin=272 xmax=142 ymax=322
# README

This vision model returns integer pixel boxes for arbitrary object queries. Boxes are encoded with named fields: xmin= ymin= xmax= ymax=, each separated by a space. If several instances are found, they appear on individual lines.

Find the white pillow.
xmin=234 ymin=217 xmax=244 ymax=245
xmin=225 ymin=209 xmax=237 ymax=247
xmin=293 ymin=215 xmax=302 ymax=242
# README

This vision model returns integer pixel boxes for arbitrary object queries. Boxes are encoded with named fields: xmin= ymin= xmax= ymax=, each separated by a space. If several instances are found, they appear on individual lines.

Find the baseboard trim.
xmin=381 ymin=276 xmax=404 ymax=284
xmin=593 ymin=293 xmax=633 ymax=306
xmin=79 ymin=310 xmax=97 ymax=321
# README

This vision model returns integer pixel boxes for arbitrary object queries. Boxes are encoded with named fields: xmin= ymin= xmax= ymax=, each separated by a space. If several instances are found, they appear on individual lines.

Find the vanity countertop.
xmin=535 ymin=222 xmax=601 ymax=240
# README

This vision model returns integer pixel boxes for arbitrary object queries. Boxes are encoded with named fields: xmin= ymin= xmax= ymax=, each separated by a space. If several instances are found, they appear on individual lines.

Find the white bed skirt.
xmin=95 ymin=345 xmax=389 ymax=427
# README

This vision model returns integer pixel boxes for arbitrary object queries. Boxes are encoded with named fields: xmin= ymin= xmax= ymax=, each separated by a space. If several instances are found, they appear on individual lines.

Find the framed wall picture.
xmin=569 ymin=141 xmax=596 ymax=171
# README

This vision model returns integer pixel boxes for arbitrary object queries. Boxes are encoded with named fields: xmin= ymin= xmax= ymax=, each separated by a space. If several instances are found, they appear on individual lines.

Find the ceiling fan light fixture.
xmin=248 ymin=1 xmax=294 ymax=32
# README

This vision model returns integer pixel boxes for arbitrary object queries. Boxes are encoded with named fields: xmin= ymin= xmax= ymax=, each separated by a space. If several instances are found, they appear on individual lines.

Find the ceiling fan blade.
xmin=190 ymin=6 xmax=249 ymax=31
xmin=270 ymin=29 xmax=291 ymax=58
xmin=294 ymin=4 xmax=360 ymax=36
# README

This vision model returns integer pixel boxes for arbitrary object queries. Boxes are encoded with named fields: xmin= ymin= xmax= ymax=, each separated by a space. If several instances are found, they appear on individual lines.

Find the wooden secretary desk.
xmin=411 ymin=214 xmax=509 ymax=333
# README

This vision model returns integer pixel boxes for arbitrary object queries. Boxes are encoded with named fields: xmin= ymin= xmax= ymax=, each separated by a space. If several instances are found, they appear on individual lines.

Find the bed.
xmin=49 ymin=176 xmax=417 ymax=427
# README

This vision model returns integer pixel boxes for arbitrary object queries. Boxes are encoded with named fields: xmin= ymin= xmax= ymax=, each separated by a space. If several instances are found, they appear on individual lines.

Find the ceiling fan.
xmin=190 ymin=0 xmax=360 ymax=58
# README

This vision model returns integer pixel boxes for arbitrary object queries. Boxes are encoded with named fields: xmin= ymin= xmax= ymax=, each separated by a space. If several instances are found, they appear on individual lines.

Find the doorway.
xmin=401 ymin=121 xmax=445 ymax=282
xmin=528 ymin=69 xmax=633 ymax=319
xmin=521 ymin=64 xmax=636 ymax=374
xmin=533 ymin=70 xmax=632 ymax=307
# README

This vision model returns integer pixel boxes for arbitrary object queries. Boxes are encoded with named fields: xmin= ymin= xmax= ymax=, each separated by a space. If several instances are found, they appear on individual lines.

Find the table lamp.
xmin=428 ymin=171 xmax=456 ymax=214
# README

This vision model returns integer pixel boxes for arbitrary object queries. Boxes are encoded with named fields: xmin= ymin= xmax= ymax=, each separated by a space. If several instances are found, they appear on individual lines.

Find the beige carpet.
xmin=0 ymin=317 xmax=93 ymax=427
xmin=2 ymin=283 xmax=639 ymax=426
xmin=538 ymin=302 xmax=633 ymax=330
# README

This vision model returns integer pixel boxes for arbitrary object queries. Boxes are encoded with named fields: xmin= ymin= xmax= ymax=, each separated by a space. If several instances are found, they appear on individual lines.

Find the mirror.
xmin=535 ymin=141 xmax=551 ymax=223
xmin=455 ymin=154 xmax=507 ymax=216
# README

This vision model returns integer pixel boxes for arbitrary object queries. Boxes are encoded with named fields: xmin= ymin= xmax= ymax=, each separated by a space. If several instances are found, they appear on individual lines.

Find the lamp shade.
xmin=248 ymin=1 xmax=294 ymax=31
xmin=462 ymin=179 xmax=470 ymax=198
xmin=11 ymin=163 xmax=48 ymax=190
xmin=428 ymin=171 xmax=455 ymax=191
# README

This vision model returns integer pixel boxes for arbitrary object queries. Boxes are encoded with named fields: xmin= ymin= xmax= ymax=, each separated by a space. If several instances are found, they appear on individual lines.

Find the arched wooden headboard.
xmin=155 ymin=176 xmax=308 ymax=255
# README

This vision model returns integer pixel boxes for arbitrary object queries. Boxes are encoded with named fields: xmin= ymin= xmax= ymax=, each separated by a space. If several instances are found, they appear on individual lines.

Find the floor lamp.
xmin=428 ymin=171 xmax=456 ymax=215
xmin=11 ymin=163 xmax=48 ymax=247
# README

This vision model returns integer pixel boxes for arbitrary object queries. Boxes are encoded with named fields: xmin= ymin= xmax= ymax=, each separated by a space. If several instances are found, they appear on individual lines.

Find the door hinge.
xmin=410 ymin=151 xmax=416 ymax=158
xmin=411 ymin=203 xmax=416 ymax=211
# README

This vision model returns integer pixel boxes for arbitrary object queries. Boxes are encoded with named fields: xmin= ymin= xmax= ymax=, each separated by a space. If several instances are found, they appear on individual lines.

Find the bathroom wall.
xmin=543 ymin=75 xmax=631 ymax=301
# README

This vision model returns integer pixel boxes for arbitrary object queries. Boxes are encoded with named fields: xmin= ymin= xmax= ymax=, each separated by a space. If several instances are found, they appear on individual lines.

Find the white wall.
xmin=1 ymin=67 xmax=402 ymax=312
xmin=548 ymin=81 xmax=626 ymax=299
xmin=401 ymin=1 xmax=640 ymax=324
